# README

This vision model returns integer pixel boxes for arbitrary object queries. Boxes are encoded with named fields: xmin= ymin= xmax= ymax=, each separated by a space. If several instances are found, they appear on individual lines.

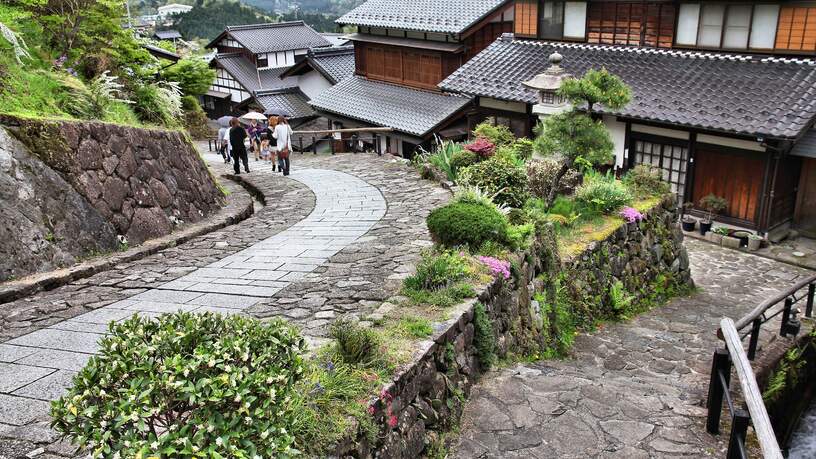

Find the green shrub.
xmin=473 ymin=303 xmax=496 ymax=369
xmin=473 ymin=122 xmax=515 ymax=147
xmin=426 ymin=141 xmax=462 ymax=182
xmin=132 ymin=84 xmax=173 ymax=126
xmin=402 ymin=282 xmax=476 ymax=308
xmin=623 ymin=164 xmax=671 ymax=198
xmin=458 ymin=156 xmax=529 ymax=208
xmin=526 ymin=158 xmax=581 ymax=199
xmin=450 ymin=149 xmax=481 ymax=171
xmin=510 ymin=138 xmax=534 ymax=161
xmin=50 ymin=312 xmax=306 ymax=458
xmin=507 ymin=223 xmax=535 ymax=250
xmin=329 ymin=318 xmax=381 ymax=367
xmin=182 ymin=95 xmax=213 ymax=140
xmin=403 ymin=250 xmax=469 ymax=291
xmin=398 ymin=316 xmax=433 ymax=338
xmin=427 ymin=201 xmax=509 ymax=250
xmin=549 ymin=196 xmax=579 ymax=218
xmin=575 ymin=172 xmax=631 ymax=215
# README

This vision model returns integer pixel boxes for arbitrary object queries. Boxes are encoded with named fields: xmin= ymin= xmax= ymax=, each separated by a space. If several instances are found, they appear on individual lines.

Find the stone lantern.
xmin=522 ymin=52 xmax=573 ymax=120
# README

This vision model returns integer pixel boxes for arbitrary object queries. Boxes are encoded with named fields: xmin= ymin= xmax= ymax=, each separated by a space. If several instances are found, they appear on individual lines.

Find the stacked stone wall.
xmin=335 ymin=196 xmax=691 ymax=458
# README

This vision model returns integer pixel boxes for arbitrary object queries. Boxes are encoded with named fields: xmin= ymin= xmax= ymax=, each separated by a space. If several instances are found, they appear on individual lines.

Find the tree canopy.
xmin=161 ymin=58 xmax=215 ymax=96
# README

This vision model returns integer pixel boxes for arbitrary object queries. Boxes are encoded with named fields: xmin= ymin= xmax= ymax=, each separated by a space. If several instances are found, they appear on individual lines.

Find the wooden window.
xmin=383 ymin=48 xmax=402 ymax=81
xmin=362 ymin=45 xmax=444 ymax=89
xmin=365 ymin=46 xmax=385 ymax=79
xmin=515 ymin=0 xmax=538 ymax=37
xmin=419 ymin=54 xmax=442 ymax=87
xmin=776 ymin=6 xmax=816 ymax=51
xmin=632 ymin=139 xmax=688 ymax=200
xmin=539 ymin=1 xmax=565 ymax=39
xmin=587 ymin=1 xmax=674 ymax=48
xmin=403 ymin=52 xmax=422 ymax=83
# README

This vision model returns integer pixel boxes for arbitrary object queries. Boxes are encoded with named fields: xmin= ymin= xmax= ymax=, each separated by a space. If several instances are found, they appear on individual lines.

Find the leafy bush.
xmin=458 ymin=156 xmax=529 ymax=208
xmin=623 ymin=164 xmax=671 ymax=198
xmin=50 ymin=312 xmax=306 ymax=458
xmin=450 ymin=149 xmax=481 ymax=171
xmin=451 ymin=186 xmax=508 ymax=213
xmin=464 ymin=137 xmax=496 ymax=158
xmin=526 ymin=158 xmax=581 ymax=199
xmin=402 ymin=282 xmax=476 ymax=308
xmin=427 ymin=201 xmax=509 ymax=250
xmin=329 ymin=317 xmax=381 ymax=367
xmin=132 ymin=82 xmax=183 ymax=126
xmin=427 ymin=141 xmax=462 ymax=182
xmin=510 ymin=138 xmax=534 ymax=160
xmin=575 ymin=172 xmax=632 ymax=215
xmin=403 ymin=250 xmax=469 ymax=291
xmin=161 ymin=58 xmax=216 ymax=96
xmin=181 ymin=95 xmax=212 ymax=140
xmin=473 ymin=303 xmax=496 ymax=369
xmin=397 ymin=316 xmax=433 ymax=338
xmin=473 ymin=122 xmax=515 ymax=147
xmin=699 ymin=194 xmax=728 ymax=221
xmin=59 ymin=71 xmax=132 ymax=120
xmin=507 ymin=223 xmax=535 ymax=250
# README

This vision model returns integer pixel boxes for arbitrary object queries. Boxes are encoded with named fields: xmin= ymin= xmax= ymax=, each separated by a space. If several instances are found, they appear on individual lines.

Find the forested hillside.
xmin=173 ymin=0 xmax=272 ymax=41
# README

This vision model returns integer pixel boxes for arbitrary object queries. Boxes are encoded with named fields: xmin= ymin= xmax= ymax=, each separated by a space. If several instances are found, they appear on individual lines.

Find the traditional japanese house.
xmin=439 ymin=1 xmax=816 ymax=236
xmin=309 ymin=0 xmax=515 ymax=156
xmin=200 ymin=21 xmax=333 ymax=123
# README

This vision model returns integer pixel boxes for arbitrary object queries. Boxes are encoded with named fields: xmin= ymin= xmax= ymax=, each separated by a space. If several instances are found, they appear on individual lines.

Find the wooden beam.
xmin=294 ymin=127 xmax=394 ymax=134
xmin=719 ymin=318 xmax=784 ymax=459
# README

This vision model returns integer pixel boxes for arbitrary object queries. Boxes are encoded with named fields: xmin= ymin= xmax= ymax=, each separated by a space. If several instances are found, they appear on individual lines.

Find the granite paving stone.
xmin=6 ymin=329 xmax=101 ymax=354
xmin=0 ymin=394 xmax=50 ymax=426
xmin=0 ymin=364 xmax=54 ymax=393
xmin=15 ymin=349 xmax=92 ymax=372
xmin=12 ymin=371 xmax=77 ymax=401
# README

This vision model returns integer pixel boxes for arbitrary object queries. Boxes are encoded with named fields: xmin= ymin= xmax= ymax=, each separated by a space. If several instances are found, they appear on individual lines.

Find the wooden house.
xmin=439 ymin=0 xmax=816 ymax=236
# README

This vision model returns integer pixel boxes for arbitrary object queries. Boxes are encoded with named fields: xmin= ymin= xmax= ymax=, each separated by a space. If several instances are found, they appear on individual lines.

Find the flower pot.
xmin=722 ymin=235 xmax=741 ymax=249
xmin=748 ymin=237 xmax=762 ymax=251
xmin=699 ymin=220 xmax=712 ymax=235
xmin=681 ymin=219 xmax=696 ymax=232
xmin=732 ymin=231 xmax=751 ymax=248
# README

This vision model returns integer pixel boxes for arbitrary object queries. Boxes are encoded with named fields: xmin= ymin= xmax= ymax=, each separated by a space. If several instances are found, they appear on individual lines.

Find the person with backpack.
xmin=272 ymin=115 xmax=293 ymax=176
xmin=229 ymin=117 xmax=249 ymax=175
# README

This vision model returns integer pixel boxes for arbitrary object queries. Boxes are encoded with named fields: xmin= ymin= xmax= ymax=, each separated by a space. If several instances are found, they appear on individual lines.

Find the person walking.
xmin=265 ymin=115 xmax=279 ymax=172
xmin=248 ymin=119 xmax=262 ymax=162
xmin=272 ymin=115 xmax=293 ymax=176
xmin=218 ymin=125 xmax=230 ymax=163
xmin=229 ymin=117 xmax=249 ymax=174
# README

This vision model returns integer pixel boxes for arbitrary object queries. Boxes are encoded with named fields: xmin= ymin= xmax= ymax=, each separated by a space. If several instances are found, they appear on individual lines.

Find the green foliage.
xmin=609 ymin=280 xmax=634 ymax=314
xmin=558 ymin=67 xmax=632 ymax=111
xmin=450 ymin=149 xmax=481 ymax=171
xmin=50 ymin=312 xmax=306 ymax=458
xmin=473 ymin=303 xmax=496 ymax=369
xmin=713 ymin=227 xmax=730 ymax=236
xmin=162 ymin=58 xmax=216 ymax=96
xmin=575 ymin=171 xmax=632 ymax=215
xmin=623 ymin=164 xmax=671 ymax=198
xmin=526 ymin=158 xmax=581 ymax=199
xmin=764 ymin=346 xmax=808 ymax=403
xmin=174 ymin=0 xmax=271 ymax=41
xmin=509 ymin=138 xmax=534 ymax=161
xmin=403 ymin=250 xmax=469 ymax=291
xmin=60 ymin=71 xmax=132 ymax=119
xmin=534 ymin=113 xmax=614 ymax=167
xmin=132 ymin=82 xmax=182 ymax=126
xmin=397 ymin=316 xmax=433 ymax=338
xmin=425 ymin=141 xmax=462 ymax=182
xmin=181 ymin=95 xmax=213 ymax=139
xmin=698 ymin=194 xmax=728 ymax=220
xmin=402 ymin=282 xmax=476 ymax=308
xmin=473 ymin=121 xmax=515 ymax=147
xmin=458 ymin=156 xmax=529 ymax=208
xmin=329 ymin=317 xmax=381 ymax=368
xmin=534 ymin=285 xmax=576 ymax=358
xmin=507 ymin=223 xmax=535 ymax=250
xmin=427 ymin=201 xmax=509 ymax=250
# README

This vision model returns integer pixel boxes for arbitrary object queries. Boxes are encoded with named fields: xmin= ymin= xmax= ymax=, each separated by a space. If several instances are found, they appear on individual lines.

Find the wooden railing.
xmin=707 ymin=274 xmax=816 ymax=458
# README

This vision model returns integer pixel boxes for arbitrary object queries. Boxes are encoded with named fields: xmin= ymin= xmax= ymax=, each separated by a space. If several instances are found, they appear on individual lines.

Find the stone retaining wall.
xmin=4 ymin=116 xmax=224 ymax=246
xmin=335 ymin=196 xmax=691 ymax=458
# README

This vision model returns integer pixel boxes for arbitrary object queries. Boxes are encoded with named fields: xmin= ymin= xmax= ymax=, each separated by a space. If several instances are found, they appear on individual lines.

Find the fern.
xmin=156 ymin=81 xmax=183 ymax=118
xmin=0 ymin=21 xmax=31 ymax=64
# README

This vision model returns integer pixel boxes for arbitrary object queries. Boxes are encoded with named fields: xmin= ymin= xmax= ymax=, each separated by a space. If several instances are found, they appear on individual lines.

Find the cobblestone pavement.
xmin=0 ymin=151 xmax=448 ymax=455
xmin=453 ymin=238 xmax=815 ymax=458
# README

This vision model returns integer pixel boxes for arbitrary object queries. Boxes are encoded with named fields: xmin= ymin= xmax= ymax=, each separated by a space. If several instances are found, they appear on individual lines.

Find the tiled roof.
xmin=154 ymin=30 xmax=182 ymax=40
xmin=255 ymin=89 xmax=315 ymax=119
xmin=310 ymin=76 xmax=472 ymax=137
xmin=215 ymin=54 xmax=299 ymax=92
xmin=213 ymin=21 xmax=331 ymax=54
xmin=440 ymin=36 xmax=816 ymax=139
xmin=308 ymin=46 xmax=355 ymax=83
xmin=337 ymin=0 xmax=509 ymax=34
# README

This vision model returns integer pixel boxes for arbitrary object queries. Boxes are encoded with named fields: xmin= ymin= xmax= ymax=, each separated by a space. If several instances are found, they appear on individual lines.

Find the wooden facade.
xmin=354 ymin=42 xmax=461 ymax=90
xmin=586 ymin=1 xmax=675 ymax=47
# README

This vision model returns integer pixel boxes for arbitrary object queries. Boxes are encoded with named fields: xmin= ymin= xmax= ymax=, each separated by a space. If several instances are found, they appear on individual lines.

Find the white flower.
xmin=208 ymin=359 xmax=216 ymax=367
xmin=183 ymin=368 xmax=190 ymax=377
xmin=206 ymin=425 xmax=214 ymax=433
xmin=215 ymin=437 xmax=223 ymax=446
xmin=234 ymin=394 xmax=241 ymax=403
xmin=151 ymin=441 xmax=158 ymax=450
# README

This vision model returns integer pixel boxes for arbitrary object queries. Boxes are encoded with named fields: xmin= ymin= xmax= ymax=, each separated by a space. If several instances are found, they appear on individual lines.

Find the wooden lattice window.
xmin=776 ymin=6 xmax=816 ymax=51
xmin=587 ymin=1 xmax=675 ymax=48
xmin=515 ymin=0 xmax=539 ymax=37
xmin=632 ymin=139 xmax=688 ymax=200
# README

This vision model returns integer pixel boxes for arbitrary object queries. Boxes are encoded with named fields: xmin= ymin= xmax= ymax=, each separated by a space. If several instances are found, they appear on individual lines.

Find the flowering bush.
xmin=478 ymin=256 xmax=510 ymax=280
xmin=619 ymin=206 xmax=644 ymax=223
xmin=458 ymin=156 xmax=529 ymax=208
xmin=526 ymin=159 xmax=581 ymax=199
xmin=464 ymin=137 xmax=496 ymax=158
xmin=51 ymin=312 xmax=306 ymax=458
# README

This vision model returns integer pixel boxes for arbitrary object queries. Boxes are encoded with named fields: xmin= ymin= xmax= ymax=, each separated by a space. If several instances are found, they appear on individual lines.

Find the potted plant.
xmin=709 ymin=227 xmax=729 ymax=245
xmin=748 ymin=234 xmax=763 ymax=251
xmin=698 ymin=194 xmax=728 ymax=236
xmin=681 ymin=202 xmax=696 ymax=232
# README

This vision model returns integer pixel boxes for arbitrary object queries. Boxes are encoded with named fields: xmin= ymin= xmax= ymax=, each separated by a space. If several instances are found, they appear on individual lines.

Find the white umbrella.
xmin=239 ymin=111 xmax=267 ymax=122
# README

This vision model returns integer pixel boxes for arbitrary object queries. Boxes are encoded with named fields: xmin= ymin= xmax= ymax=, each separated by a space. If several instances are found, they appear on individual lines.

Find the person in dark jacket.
xmin=229 ymin=117 xmax=249 ymax=174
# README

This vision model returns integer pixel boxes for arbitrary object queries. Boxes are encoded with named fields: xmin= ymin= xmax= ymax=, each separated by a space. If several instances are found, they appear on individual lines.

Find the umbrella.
xmin=216 ymin=115 xmax=232 ymax=127
xmin=239 ymin=111 xmax=268 ymax=122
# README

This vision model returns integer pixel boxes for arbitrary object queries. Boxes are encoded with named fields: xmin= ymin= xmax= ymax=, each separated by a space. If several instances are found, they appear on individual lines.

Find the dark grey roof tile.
xmin=219 ymin=21 xmax=331 ymax=54
xmin=440 ymin=37 xmax=816 ymax=139
xmin=337 ymin=0 xmax=508 ymax=34
xmin=216 ymin=54 xmax=299 ymax=92
xmin=309 ymin=46 xmax=355 ymax=83
xmin=310 ymin=76 xmax=472 ymax=137
xmin=255 ymin=89 xmax=315 ymax=119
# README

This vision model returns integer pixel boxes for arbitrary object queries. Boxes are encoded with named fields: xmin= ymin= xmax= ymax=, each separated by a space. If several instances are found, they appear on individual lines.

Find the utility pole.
xmin=125 ymin=0 xmax=133 ymax=28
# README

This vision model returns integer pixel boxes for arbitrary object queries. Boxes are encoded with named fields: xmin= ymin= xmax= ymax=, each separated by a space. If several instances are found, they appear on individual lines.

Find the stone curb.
xmin=0 ymin=180 xmax=255 ymax=305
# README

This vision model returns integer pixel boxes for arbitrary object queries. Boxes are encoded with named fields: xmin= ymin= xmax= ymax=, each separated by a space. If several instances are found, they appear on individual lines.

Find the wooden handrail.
xmin=732 ymin=274 xmax=816 ymax=331
xmin=720 ymin=318 xmax=784 ymax=459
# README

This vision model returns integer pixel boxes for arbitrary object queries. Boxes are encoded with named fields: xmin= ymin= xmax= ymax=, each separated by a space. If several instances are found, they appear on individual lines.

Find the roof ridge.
xmin=511 ymin=39 xmax=816 ymax=66
xmin=227 ymin=21 xmax=306 ymax=31
xmin=310 ymin=45 xmax=355 ymax=56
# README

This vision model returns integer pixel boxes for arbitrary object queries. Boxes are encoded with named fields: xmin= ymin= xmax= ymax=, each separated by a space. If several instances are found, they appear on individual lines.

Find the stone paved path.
xmin=0 ymin=151 xmax=448 ymax=455
xmin=453 ymin=238 xmax=815 ymax=458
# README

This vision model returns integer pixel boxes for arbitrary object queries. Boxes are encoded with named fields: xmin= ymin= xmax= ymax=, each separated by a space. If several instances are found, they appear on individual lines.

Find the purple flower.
xmin=619 ymin=206 xmax=644 ymax=223
xmin=478 ymin=256 xmax=511 ymax=280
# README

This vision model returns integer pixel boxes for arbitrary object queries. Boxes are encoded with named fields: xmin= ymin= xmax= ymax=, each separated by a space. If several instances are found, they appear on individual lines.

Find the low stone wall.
xmin=3 ymin=116 xmax=224 ymax=246
xmin=335 ymin=196 xmax=691 ymax=457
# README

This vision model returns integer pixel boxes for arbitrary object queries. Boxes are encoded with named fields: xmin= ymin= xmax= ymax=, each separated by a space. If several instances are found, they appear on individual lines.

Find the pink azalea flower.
xmin=619 ymin=206 xmax=644 ymax=223
xmin=478 ymin=256 xmax=511 ymax=280
xmin=388 ymin=415 xmax=398 ymax=428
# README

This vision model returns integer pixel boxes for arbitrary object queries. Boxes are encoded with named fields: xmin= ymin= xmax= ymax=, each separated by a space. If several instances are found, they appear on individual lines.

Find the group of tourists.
xmin=218 ymin=115 xmax=293 ymax=176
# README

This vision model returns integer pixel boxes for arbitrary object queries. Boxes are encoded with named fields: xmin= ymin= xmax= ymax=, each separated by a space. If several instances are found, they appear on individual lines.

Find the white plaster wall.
xmin=298 ymin=71 xmax=333 ymax=100
xmin=603 ymin=115 xmax=627 ymax=168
